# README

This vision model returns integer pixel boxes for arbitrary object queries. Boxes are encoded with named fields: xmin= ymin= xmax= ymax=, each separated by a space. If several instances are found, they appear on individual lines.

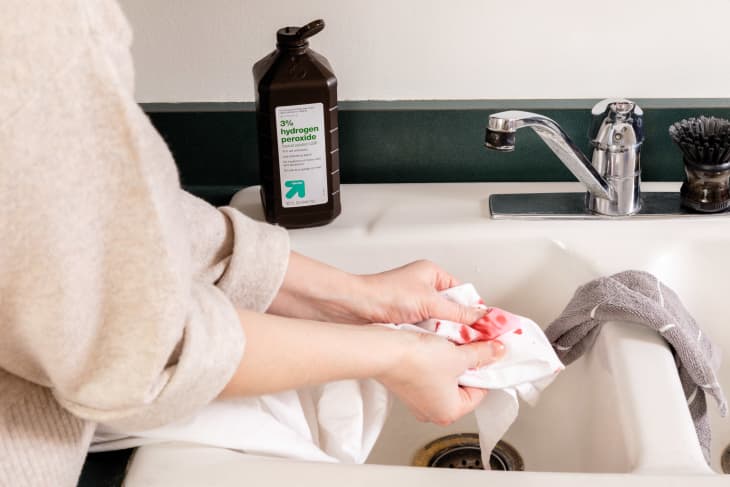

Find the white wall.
xmin=118 ymin=0 xmax=730 ymax=103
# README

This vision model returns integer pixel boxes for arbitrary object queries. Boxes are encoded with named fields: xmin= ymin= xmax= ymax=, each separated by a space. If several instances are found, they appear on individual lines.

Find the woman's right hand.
xmin=377 ymin=332 xmax=505 ymax=425
xmin=222 ymin=310 xmax=504 ymax=427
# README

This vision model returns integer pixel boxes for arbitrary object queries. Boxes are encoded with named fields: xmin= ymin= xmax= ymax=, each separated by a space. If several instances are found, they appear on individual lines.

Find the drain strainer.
xmin=412 ymin=433 xmax=524 ymax=471
xmin=722 ymin=444 xmax=730 ymax=474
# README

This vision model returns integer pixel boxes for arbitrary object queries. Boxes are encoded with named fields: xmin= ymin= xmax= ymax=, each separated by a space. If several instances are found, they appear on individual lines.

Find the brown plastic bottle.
xmin=253 ymin=19 xmax=341 ymax=228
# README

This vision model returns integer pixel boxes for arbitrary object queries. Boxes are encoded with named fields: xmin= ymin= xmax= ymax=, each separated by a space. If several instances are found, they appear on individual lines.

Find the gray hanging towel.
xmin=545 ymin=270 xmax=727 ymax=464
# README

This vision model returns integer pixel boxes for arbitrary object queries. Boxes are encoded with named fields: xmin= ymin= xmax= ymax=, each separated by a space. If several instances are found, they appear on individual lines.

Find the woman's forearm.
xmin=218 ymin=309 xmax=407 ymax=397
xmin=267 ymin=253 xmax=486 ymax=327
xmin=266 ymin=251 xmax=370 ymax=323
xmin=220 ymin=308 xmax=505 ymax=425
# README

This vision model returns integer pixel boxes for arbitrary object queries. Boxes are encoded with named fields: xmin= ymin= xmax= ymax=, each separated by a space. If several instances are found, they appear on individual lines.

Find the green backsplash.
xmin=144 ymin=99 xmax=730 ymax=202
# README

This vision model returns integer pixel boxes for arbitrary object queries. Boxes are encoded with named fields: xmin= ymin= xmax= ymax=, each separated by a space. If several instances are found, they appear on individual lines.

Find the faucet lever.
xmin=589 ymin=98 xmax=644 ymax=147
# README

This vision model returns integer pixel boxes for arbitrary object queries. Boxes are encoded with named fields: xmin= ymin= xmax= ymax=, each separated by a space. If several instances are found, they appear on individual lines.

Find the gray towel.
xmin=545 ymin=270 xmax=727 ymax=464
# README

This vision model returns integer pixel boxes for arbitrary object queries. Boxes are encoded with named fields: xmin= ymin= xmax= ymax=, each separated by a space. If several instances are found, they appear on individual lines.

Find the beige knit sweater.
xmin=0 ymin=1 xmax=290 ymax=485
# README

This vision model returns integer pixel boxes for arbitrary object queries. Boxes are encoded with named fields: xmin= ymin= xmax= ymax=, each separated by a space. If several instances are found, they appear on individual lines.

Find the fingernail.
xmin=488 ymin=340 xmax=505 ymax=358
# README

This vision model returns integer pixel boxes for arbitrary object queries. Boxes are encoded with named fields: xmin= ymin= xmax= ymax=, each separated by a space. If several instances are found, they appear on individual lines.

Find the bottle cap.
xmin=277 ymin=19 xmax=325 ymax=48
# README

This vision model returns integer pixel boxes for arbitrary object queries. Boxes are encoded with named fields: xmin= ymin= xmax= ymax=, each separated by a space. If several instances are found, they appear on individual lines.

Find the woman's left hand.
xmin=354 ymin=259 xmax=485 ymax=325
xmin=268 ymin=253 xmax=485 ymax=326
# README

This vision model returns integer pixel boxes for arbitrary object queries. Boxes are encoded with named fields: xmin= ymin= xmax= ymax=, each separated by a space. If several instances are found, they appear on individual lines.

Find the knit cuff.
xmin=216 ymin=207 xmax=290 ymax=312
xmin=54 ymin=283 xmax=244 ymax=432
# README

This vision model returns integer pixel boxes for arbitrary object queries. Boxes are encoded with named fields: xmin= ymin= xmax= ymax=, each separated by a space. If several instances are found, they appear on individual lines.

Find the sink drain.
xmin=722 ymin=445 xmax=730 ymax=474
xmin=412 ymin=433 xmax=524 ymax=471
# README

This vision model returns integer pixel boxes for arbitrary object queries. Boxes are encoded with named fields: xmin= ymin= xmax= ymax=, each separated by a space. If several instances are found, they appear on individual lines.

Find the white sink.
xmin=658 ymin=241 xmax=730 ymax=473
xmin=124 ymin=183 xmax=730 ymax=486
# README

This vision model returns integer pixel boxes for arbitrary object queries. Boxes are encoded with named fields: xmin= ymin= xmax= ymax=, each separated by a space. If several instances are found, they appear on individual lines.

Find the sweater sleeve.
xmin=180 ymin=191 xmax=290 ymax=312
xmin=0 ymin=0 xmax=287 ymax=431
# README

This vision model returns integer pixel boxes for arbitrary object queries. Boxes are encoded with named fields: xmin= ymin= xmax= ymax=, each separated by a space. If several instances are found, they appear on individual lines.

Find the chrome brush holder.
xmin=669 ymin=116 xmax=730 ymax=213
xmin=680 ymin=158 xmax=730 ymax=213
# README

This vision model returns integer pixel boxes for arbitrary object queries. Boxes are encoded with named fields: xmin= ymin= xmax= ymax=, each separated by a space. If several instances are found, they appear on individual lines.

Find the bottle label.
xmin=275 ymin=103 xmax=328 ymax=208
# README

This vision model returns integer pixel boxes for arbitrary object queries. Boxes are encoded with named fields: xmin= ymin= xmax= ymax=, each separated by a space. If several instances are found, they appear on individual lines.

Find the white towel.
xmin=92 ymin=284 xmax=562 ymax=468
xmin=385 ymin=284 xmax=564 ymax=467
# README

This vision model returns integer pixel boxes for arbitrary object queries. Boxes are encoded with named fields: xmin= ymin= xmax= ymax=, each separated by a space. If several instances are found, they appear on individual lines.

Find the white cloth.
xmin=92 ymin=380 xmax=390 ymax=463
xmin=386 ymin=284 xmax=564 ymax=467
xmin=92 ymin=284 xmax=562 ymax=468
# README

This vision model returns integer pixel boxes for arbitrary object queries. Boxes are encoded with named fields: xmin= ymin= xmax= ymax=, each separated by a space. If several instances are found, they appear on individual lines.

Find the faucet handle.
xmin=589 ymin=98 xmax=644 ymax=147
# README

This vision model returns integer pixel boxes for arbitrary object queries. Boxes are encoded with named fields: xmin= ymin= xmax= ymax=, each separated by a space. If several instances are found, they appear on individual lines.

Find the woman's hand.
xmin=355 ymin=260 xmax=485 ymax=325
xmin=378 ymin=332 xmax=505 ymax=425
xmin=268 ymin=253 xmax=485 ymax=326
xmin=222 ymin=309 xmax=504 ymax=425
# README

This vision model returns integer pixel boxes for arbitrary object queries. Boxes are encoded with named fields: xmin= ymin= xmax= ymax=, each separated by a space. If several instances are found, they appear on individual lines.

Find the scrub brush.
xmin=668 ymin=116 xmax=730 ymax=212
xmin=669 ymin=116 xmax=730 ymax=167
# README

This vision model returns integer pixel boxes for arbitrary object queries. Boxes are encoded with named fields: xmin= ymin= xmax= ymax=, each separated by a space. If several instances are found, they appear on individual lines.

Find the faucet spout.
xmin=485 ymin=111 xmax=613 ymax=201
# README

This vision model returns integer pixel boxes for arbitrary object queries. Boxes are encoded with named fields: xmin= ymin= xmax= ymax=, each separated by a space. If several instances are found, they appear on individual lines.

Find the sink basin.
xmin=366 ymin=321 xmax=703 ymax=474
xmin=124 ymin=182 xmax=730 ymax=486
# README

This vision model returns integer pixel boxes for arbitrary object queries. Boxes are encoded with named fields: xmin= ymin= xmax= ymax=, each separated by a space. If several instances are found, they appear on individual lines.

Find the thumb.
xmin=456 ymin=386 xmax=489 ymax=415
xmin=428 ymin=296 xmax=485 ymax=325
xmin=460 ymin=340 xmax=505 ymax=369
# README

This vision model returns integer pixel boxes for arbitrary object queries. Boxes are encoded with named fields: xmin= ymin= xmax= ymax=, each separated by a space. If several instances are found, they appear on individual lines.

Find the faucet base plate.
xmin=489 ymin=192 xmax=730 ymax=219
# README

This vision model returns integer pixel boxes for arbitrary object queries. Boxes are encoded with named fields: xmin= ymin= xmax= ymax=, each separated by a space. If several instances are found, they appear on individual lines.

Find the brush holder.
xmin=680 ymin=158 xmax=730 ymax=213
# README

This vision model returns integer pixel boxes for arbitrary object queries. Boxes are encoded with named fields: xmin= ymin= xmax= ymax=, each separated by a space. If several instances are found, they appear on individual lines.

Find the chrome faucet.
xmin=485 ymin=99 xmax=644 ymax=217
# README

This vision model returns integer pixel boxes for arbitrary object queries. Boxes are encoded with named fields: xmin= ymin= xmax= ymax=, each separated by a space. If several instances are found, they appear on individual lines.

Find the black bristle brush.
xmin=668 ymin=116 xmax=730 ymax=166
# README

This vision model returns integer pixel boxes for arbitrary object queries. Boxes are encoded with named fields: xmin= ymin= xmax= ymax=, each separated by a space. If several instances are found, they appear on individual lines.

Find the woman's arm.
xmin=221 ymin=310 xmax=505 ymax=425
xmin=268 ymin=254 xmax=487 ymax=326
xmin=180 ymin=192 xmax=483 ymax=329
xmin=0 ymin=3 xmax=270 ymax=433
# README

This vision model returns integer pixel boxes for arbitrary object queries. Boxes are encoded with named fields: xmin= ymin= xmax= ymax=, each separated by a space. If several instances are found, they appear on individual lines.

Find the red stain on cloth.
xmin=469 ymin=307 xmax=522 ymax=341
xmin=459 ymin=325 xmax=472 ymax=342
